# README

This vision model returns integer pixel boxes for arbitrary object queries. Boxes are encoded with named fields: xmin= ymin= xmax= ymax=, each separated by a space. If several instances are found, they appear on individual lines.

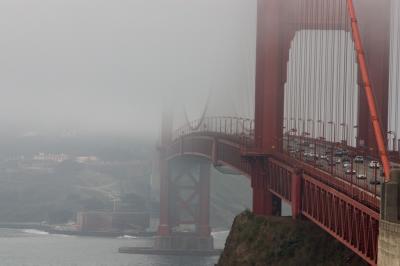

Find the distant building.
xmin=75 ymin=156 xmax=98 ymax=164
xmin=33 ymin=152 xmax=69 ymax=163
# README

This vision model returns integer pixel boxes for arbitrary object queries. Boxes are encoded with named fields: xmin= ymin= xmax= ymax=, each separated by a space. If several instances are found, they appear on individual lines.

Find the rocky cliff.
xmin=217 ymin=210 xmax=368 ymax=266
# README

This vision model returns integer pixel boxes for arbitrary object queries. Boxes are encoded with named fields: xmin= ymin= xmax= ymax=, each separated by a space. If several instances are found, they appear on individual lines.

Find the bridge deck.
xmin=169 ymin=122 xmax=382 ymax=265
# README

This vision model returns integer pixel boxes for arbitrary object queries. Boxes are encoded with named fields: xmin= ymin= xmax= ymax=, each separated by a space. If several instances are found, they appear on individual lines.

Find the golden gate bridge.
xmin=155 ymin=1 xmax=400 ymax=265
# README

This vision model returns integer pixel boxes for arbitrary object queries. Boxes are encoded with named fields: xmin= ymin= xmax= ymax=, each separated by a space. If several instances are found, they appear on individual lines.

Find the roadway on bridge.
xmin=282 ymin=135 xmax=395 ymax=196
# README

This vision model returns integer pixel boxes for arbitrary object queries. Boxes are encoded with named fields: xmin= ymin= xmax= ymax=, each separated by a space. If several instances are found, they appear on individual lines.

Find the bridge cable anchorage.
xmin=346 ymin=0 xmax=391 ymax=182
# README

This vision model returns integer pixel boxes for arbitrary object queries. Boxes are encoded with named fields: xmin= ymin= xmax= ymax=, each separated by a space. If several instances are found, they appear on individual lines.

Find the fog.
xmin=0 ymin=0 xmax=257 ymax=138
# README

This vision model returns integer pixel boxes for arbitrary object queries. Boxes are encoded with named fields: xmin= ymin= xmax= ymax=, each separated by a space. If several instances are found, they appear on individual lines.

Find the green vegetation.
xmin=217 ymin=210 xmax=368 ymax=266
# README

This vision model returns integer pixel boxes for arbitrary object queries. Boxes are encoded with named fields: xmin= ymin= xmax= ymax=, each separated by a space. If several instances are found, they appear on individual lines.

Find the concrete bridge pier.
xmin=378 ymin=169 xmax=400 ymax=266
xmin=155 ymin=157 xmax=214 ymax=252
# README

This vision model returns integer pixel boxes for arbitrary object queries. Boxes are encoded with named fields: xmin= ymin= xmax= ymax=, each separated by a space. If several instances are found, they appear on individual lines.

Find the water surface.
xmin=0 ymin=229 xmax=228 ymax=266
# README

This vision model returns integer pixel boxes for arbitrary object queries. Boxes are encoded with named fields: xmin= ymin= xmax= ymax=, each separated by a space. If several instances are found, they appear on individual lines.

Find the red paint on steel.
xmin=169 ymin=121 xmax=381 ymax=264
xmin=251 ymin=159 xmax=273 ymax=216
xmin=254 ymin=0 xmax=283 ymax=154
xmin=301 ymin=174 xmax=379 ymax=265
xmin=346 ymin=0 xmax=391 ymax=181
xmin=291 ymin=169 xmax=302 ymax=219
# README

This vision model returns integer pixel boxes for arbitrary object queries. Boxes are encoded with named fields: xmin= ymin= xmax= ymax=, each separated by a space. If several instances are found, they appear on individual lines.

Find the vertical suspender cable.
xmin=342 ymin=0 xmax=349 ymax=144
xmin=395 ymin=0 xmax=400 ymax=151
xmin=317 ymin=0 xmax=322 ymax=138
xmin=337 ymin=0 xmax=343 ymax=143
xmin=321 ymin=0 xmax=327 ymax=140
xmin=306 ymin=0 xmax=315 ymax=136
xmin=300 ymin=0 xmax=306 ymax=136
xmin=312 ymin=0 xmax=318 ymax=139
xmin=331 ymin=0 xmax=336 ymax=143
xmin=323 ymin=0 xmax=329 ymax=141
xmin=389 ymin=0 xmax=394 ymax=150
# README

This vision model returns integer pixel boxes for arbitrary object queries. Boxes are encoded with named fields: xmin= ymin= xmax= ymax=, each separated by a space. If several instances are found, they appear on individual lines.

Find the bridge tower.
xmin=151 ymin=0 xmax=397 ymax=263
xmin=156 ymin=110 xmax=214 ymax=252
xmin=253 ymin=0 xmax=399 ymax=264
xmin=252 ymin=0 xmax=392 ymax=217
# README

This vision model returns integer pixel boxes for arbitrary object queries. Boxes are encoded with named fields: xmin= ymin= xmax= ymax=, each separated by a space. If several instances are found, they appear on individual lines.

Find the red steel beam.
xmin=291 ymin=169 xmax=302 ymax=219
xmin=301 ymin=174 xmax=379 ymax=265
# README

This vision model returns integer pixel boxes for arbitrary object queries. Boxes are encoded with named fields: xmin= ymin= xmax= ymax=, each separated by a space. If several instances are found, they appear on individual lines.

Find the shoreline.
xmin=0 ymin=223 xmax=156 ymax=238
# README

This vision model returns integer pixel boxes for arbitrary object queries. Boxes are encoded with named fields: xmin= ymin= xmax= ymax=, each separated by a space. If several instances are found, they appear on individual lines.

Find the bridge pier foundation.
xmin=156 ymin=157 xmax=215 ymax=252
xmin=378 ymin=170 xmax=400 ymax=266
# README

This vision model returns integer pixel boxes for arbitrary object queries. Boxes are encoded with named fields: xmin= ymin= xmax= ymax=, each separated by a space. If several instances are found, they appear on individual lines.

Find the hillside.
xmin=217 ymin=211 xmax=368 ymax=266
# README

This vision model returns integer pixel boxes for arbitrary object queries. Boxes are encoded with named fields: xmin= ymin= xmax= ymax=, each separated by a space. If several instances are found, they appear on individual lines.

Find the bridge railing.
xmin=174 ymin=117 xmax=381 ymax=209
xmin=173 ymin=116 xmax=255 ymax=145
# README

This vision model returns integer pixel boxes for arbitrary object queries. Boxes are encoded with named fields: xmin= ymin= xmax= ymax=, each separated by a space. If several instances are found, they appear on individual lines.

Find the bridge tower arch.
xmin=252 ymin=0 xmax=391 ymax=216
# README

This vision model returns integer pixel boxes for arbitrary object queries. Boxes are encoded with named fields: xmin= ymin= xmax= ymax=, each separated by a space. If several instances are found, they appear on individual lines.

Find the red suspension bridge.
xmin=156 ymin=1 xmax=400 ymax=265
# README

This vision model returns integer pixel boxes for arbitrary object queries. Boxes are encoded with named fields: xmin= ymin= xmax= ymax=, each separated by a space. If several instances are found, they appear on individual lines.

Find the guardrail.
xmin=173 ymin=116 xmax=255 ymax=144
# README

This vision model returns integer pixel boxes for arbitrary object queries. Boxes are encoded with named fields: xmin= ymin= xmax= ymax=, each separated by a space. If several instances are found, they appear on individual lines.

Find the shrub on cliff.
xmin=217 ymin=211 xmax=367 ymax=266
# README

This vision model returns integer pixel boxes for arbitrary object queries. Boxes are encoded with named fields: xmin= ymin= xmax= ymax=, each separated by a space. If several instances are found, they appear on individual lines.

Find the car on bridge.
xmin=368 ymin=161 xmax=380 ymax=169
xmin=345 ymin=169 xmax=356 ymax=175
xmin=309 ymin=153 xmax=319 ymax=159
xmin=343 ymin=162 xmax=351 ymax=169
xmin=354 ymin=156 xmax=364 ymax=163
xmin=370 ymin=180 xmax=381 ymax=185
xmin=335 ymin=149 xmax=348 ymax=157
xmin=356 ymin=174 xmax=367 ymax=180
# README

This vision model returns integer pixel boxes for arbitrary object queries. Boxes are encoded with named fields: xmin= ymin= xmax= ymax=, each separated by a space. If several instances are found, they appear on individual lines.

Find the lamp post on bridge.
xmin=353 ymin=125 xmax=358 ymax=148
xmin=307 ymin=119 xmax=315 ymax=139
xmin=317 ymin=120 xmax=326 ymax=158
xmin=387 ymin=131 xmax=397 ymax=152
xmin=298 ymin=118 xmax=305 ymax=160
xmin=307 ymin=119 xmax=317 ymax=162
xmin=328 ymin=121 xmax=336 ymax=144
xmin=283 ymin=117 xmax=289 ymax=133
xmin=328 ymin=121 xmax=336 ymax=174
xmin=289 ymin=117 xmax=295 ymax=130
xmin=340 ymin=123 xmax=349 ymax=146
xmin=283 ymin=117 xmax=289 ymax=152
xmin=301 ymin=131 xmax=309 ymax=162
xmin=317 ymin=120 xmax=325 ymax=140
xmin=288 ymin=118 xmax=296 ymax=157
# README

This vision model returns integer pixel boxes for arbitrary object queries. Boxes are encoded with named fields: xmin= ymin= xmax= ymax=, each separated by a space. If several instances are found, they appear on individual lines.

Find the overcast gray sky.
xmin=0 ymin=0 xmax=256 ymax=138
